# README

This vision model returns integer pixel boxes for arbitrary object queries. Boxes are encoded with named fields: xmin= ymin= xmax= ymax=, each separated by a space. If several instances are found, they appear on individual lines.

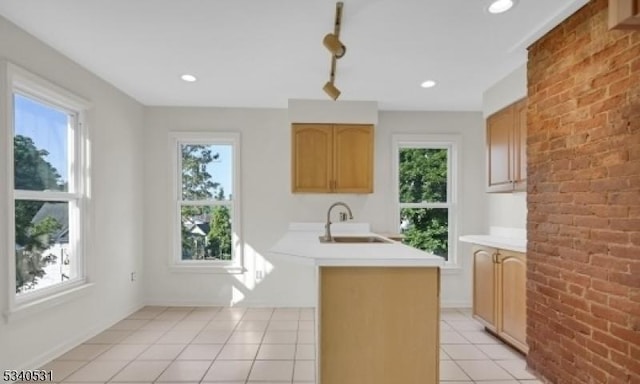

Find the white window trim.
xmin=169 ymin=131 xmax=244 ymax=274
xmin=3 ymin=62 xmax=92 ymax=320
xmin=391 ymin=134 xmax=461 ymax=268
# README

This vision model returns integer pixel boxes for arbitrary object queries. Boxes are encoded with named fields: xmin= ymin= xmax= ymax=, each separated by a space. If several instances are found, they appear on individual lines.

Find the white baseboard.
xmin=18 ymin=302 xmax=144 ymax=371
xmin=441 ymin=300 xmax=471 ymax=309
xmin=144 ymin=297 xmax=315 ymax=308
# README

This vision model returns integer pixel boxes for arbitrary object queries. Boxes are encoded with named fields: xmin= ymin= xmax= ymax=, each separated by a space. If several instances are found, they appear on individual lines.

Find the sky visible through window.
xmin=208 ymin=145 xmax=233 ymax=198
xmin=14 ymin=94 xmax=69 ymax=184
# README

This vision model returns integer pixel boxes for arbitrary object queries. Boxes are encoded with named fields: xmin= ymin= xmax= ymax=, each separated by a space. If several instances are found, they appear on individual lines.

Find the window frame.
xmin=169 ymin=131 xmax=243 ymax=273
xmin=4 ymin=62 xmax=91 ymax=316
xmin=391 ymin=134 xmax=461 ymax=268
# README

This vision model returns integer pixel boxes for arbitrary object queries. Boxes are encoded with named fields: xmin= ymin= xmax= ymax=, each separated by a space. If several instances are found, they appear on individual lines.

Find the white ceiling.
xmin=0 ymin=0 xmax=588 ymax=111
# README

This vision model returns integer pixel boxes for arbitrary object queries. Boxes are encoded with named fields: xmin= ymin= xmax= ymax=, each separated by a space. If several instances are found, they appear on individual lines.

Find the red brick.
xmin=592 ymin=351 xmax=627 ymax=377
xmin=611 ymin=349 xmax=640 ymax=377
xmin=590 ymin=229 xmax=629 ymax=244
xmin=576 ymin=308 xmax=609 ymax=330
xmin=527 ymin=0 xmax=639 ymax=382
xmin=591 ymin=303 xmax=629 ymax=326
xmin=568 ymin=284 xmax=585 ymax=296
xmin=573 ymin=239 xmax=609 ymax=255
xmin=609 ymin=244 xmax=640 ymax=260
xmin=584 ymin=338 xmax=609 ymax=359
xmin=609 ymin=218 xmax=640 ymax=231
xmin=573 ymin=192 xmax=608 ymax=205
xmin=562 ymin=271 xmax=591 ymax=286
xmin=591 ymin=66 xmax=630 ymax=89
xmin=574 ymin=215 xmax=609 ymax=228
xmin=549 ymin=277 xmax=569 ymax=292
xmin=589 ymin=205 xmax=629 ymax=218
xmin=559 ymin=292 xmax=589 ymax=312
xmin=590 ymin=177 xmax=630 ymax=192
xmin=574 ymin=264 xmax=609 ymax=280
xmin=578 ymin=88 xmax=607 ymax=107
xmin=590 ymin=254 xmax=630 ymax=272
xmin=610 ymin=323 xmax=640 ymax=348
xmin=609 ymin=271 xmax=640 ymax=287
xmin=592 ymin=278 xmax=629 ymax=297
xmin=609 ymin=296 xmax=640 ymax=317
xmin=608 ymin=159 xmax=640 ymax=178
xmin=593 ymin=330 xmax=628 ymax=354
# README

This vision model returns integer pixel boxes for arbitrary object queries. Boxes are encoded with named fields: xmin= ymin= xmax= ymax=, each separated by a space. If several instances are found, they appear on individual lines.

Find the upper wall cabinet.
xmin=486 ymin=99 xmax=526 ymax=193
xmin=609 ymin=0 xmax=640 ymax=29
xmin=292 ymin=123 xmax=373 ymax=193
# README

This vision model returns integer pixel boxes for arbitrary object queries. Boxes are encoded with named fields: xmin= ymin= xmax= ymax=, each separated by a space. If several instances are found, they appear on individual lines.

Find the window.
xmin=392 ymin=134 xmax=459 ymax=266
xmin=170 ymin=132 xmax=242 ymax=272
xmin=7 ymin=64 xmax=90 ymax=308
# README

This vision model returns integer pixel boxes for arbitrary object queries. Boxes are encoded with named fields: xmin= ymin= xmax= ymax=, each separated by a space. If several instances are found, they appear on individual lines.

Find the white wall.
xmin=0 ymin=16 xmax=145 ymax=370
xmin=143 ymin=107 xmax=485 ymax=308
xmin=482 ymin=64 xmax=527 ymax=230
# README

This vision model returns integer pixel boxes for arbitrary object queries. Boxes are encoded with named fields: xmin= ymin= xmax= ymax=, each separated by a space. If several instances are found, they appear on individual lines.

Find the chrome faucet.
xmin=323 ymin=202 xmax=354 ymax=242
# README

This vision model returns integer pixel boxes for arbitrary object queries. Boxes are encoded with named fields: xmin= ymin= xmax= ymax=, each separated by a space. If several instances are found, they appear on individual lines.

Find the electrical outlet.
xmin=255 ymin=270 xmax=263 ymax=281
xmin=130 ymin=272 xmax=136 ymax=282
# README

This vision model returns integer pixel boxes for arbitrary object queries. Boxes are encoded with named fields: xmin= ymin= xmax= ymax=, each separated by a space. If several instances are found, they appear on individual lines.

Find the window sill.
xmin=3 ymin=282 xmax=94 ymax=323
xmin=169 ymin=264 xmax=245 ymax=274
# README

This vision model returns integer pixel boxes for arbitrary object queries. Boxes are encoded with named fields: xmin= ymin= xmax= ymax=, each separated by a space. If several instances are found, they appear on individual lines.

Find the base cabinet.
xmin=473 ymin=248 xmax=497 ymax=332
xmin=473 ymin=246 xmax=528 ymax=353
xmin=319 ymin=267 xmax=440 ymax=384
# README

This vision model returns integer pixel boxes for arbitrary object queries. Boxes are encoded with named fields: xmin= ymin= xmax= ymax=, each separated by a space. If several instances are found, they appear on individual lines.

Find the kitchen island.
xmin=270 ymin=223 xmax=443 ymax=384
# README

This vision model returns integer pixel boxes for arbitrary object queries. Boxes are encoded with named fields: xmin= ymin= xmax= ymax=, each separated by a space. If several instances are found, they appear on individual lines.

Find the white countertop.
xmin=269 ymin=223 xmax=444 ymax=267
xmin=459 ymin=234 xmax=526 ymax=253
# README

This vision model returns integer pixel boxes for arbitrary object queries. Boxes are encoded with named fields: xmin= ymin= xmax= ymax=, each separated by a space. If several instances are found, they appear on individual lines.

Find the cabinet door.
xmin=320 ymin=267 xmax=439 ymax=384
xmin=333 ymin=124 xmax=373 ymax=193
xmin=292 ymin=124 xmax=333 ymax=192
xmin=487 ymin=107 xmax=514 ymax=192
xmin=473 ymin=247 xmax=497 ymax=331
xmin=513 ymin=99 xmax=527 ymax=191
xmin=498 ymin=250 xmax=527 ymax=353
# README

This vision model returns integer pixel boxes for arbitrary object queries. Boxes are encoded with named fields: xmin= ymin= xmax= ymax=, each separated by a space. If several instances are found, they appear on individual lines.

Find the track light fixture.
xmin=323 ymin=33 xmax=346 ymax=58
xmin=323 ymin=2 xmax=345 ymax=100
xmin=323 ymin=81 xmax=341 ymax=100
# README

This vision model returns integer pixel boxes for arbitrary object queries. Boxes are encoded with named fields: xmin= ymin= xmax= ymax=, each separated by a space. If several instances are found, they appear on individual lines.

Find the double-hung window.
xmin=392 ymin=134 xmax=460 ymax=266
xmin=7 ymin=64 xmax=90 ymax=309
xmin=170 ymin=132 xmax=242 ymax=272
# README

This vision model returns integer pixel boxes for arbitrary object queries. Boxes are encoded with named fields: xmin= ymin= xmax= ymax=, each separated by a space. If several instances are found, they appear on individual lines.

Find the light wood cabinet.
xmin=473 ymin=248 xmax=497 ymax=332
xmin=291 ymin=123 xmax=373 ymax=193
xmin=498 ymin=250 xmax=527 ymax=352
xmin=608 ymin=0 xmax=640 ymax=30
xmin=320 ymin=266 xmax=439 ymax=384
xmin=472 ymin=246 xmax=528 ymax=353
xmin=486 ymin=98 xmax=526 ymax=193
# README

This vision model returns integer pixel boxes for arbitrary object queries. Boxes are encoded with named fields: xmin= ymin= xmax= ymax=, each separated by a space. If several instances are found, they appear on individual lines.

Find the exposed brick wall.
xmin=527 ymin=0 xmax=640 ymax=383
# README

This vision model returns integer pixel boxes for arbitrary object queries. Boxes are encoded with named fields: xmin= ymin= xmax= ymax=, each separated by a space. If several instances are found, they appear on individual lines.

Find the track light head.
xmin=323 ymin=81 xmax=341 ymax=100
xmin=323 ymin=33 xmax=346 ymax=58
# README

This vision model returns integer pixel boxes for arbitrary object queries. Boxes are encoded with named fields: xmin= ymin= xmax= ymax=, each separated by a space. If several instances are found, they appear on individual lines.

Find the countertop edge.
xmin=459 ymin=235 xmax=527 ymax=253
xmin=270 ymin=231 xmax=445 ymax=267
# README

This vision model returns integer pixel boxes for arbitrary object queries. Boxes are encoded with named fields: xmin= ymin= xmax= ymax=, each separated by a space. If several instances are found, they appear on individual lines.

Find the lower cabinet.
xmin=473 ymin=246 xmax=528 ymax=353
xmin=473 ymin=248 xmax=497 ymax=332
xmin=319 ymin=266 xmax=440 ymax=384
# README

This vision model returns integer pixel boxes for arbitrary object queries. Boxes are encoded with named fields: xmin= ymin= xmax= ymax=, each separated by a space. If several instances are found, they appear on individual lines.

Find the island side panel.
xmin=319 ymin=266 xmax=440 ymax=384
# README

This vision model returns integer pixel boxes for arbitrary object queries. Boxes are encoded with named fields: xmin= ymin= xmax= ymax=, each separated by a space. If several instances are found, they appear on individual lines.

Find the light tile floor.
xmin=39 ymin=307 xmax=542 ymax=384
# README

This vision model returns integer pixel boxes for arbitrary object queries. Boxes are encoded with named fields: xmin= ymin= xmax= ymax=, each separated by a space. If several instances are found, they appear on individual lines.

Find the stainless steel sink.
xmin=319 ymin=235 xmax=393 ymax=244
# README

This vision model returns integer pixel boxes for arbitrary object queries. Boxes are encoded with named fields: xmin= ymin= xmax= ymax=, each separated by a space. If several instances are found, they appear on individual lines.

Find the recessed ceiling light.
xmin=420 ymin=80 xmax=437 ymax=88
xmin=181 ymin=74 xmax=197 ymax=82
xmin=488 ymin=0 xmax=515 ymax=14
